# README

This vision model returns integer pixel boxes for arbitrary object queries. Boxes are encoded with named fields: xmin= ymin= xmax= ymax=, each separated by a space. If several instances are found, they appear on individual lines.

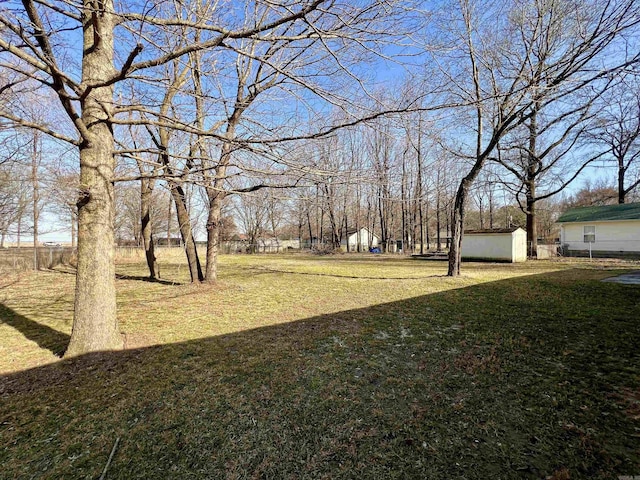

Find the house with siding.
xmin=556 ymin=202 xmax=640 ymax=257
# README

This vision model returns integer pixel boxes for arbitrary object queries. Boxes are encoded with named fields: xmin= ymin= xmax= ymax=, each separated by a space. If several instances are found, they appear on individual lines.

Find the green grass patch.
xmin=1 ymin=255 xmax=639 ymax=478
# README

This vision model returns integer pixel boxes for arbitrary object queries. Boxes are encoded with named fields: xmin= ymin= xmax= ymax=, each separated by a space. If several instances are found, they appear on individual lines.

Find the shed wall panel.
xmin=462 ymin=234 xmax=514 ymax=261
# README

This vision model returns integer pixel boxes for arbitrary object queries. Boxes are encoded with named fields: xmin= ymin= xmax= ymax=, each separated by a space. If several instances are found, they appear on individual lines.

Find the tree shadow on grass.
xmin=50 ymin=268 xmax=184 ymax=286
xmin=0 ymin=268 xmax=639 ymax=479
xmin=0 ymin=303 xmax=69 ymax=357
xmin=115 ymin=274 xmax=184 ymax=286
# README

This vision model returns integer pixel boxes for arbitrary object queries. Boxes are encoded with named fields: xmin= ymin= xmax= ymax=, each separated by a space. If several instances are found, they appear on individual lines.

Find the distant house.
xmin=557 ymin=202 xmax=640 ymax=257
xmin=256 ymin=237 xmax=300 ymax=252
xmin=230 ymin=234 xmax=249 ymax=242
xmin=341 ymin=227 xmax=379 ymax=252
xmin=221 ymin=235 xmax=300 ymax=253
xmin=462 ymin=227 xmax=527 ymax=263
xmin=155 ymin=236 xmax=183 ymax=246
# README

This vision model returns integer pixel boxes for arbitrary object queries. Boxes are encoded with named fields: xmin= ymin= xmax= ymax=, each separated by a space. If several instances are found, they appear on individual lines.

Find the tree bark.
xmin=448 ymin=177 xmax=474 ymax=277
xmin=306 ymin=208 xmax=313 ymax=249
xmin=526 ymin=103 xmax=539 ymax=258
xmin=205 ymin=191 xmax=225 ymax=282
xmin=417 ymin=137 xmax=424 ymax=255
xmin=448 ymin=187 xmax=465 ymax=277
xmin=66 ymin=0 xmax=122 ymax=356
xmin=140 ymin=178 xmax=158 ymax=279
xmin=170 ymin=181 xmax=203 ymax=282
xmin=203 ymin=123 xmax=234 ymax=282
xmin=618 ymin=159 xmax=626 ymax=204
xmin=526 ymin=181 xmax=537 ymax=258
xmin=436 ymin=192 xmax=442 ymax=251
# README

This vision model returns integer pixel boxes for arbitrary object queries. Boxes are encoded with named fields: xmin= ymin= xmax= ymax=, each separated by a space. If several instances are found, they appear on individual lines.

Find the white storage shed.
xmin=341 ymin=227 xmax=379 ymax=251
xmin=462 ymin=227 xmax=527 ymax=263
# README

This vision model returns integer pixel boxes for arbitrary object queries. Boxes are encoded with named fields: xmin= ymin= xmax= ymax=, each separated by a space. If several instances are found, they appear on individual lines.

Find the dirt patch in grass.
xmin=1 ymin=256 xmax=639 ymax=478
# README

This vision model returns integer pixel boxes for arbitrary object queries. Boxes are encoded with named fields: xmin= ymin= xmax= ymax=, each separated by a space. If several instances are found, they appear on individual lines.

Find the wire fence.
xmin=0 ymin=246 xmax=76 ymax=273
xmin=3 ymin=240 xmax=633 ymax=274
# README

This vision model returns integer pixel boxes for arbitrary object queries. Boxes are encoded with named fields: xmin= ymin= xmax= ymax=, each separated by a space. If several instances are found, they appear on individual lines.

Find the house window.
xmin=583 ymin=225 xmax=595 ymax=243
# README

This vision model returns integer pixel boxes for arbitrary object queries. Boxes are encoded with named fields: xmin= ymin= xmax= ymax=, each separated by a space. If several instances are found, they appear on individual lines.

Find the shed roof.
xmin=464 ymin=227 xmax=523 ymax=234
xmin=557 ymin=202 xmax=640 ymax=223
xmin=346 ymin=227 xmax=378 ymax=237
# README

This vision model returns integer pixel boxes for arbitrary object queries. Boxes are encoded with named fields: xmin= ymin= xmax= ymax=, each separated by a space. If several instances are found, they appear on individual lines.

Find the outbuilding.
xmin=341 ymin=227 xmax=379 ymax=252
xmin=462 ymin=227 xmax=527 ymax=263
xmin=557 ymin=202 xmax=640 ymax=257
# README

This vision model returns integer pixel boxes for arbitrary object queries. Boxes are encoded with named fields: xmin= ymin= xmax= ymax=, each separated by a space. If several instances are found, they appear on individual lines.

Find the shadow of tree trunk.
xmin=0 ymin=304 xmax=69 ymax=357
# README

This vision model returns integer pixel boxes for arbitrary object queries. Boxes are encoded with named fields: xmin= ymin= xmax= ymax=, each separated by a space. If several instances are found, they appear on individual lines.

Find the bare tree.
xmin=563 ymin=177 xmax=619 ymax=207
xmin=234 ymin=190 xmax=268 ymax=252
xmin=1 ymin=0 xmax=380 ymax=355
xmin=493 ymin=86 xmax=610 ymax=256
xmin=365 ymin=117 xmax=400 ymax=252
xmin=49 ymin=170 xmax=79 ymax=248
xmin=0 ymin=131 xmax=31 ymax=247
xmin=588 ymin=74 xmax=640 ymax=203
xmin=180 ymin=0 xmax=409 ymax=280
xmin=434 ymin=0 xmax=640 ymax=276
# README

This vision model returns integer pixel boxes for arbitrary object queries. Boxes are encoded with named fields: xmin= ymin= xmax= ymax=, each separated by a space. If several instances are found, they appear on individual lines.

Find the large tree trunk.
xmin=141 ymin=179 xmax=158 ymax=279
xmin=203 ymin=124 xmax=234 ymax=282
xmin=526 ymin=182 xmax=537 ymax=258
xmin=204 ymin=192 xmax=225 ymax=282
xmin=448 ymin=156 xmax=488 ymax=276
xmin=526 ymin=104 xmax=539 ymax=258
xmin=448 ymin=179 xmax=471 ymax=277
xmin=618 ymin=159 xmax=626 ymax=204
xmin=326 ymin=205 xmax=340 ymax=249
xmin=170 ymin=182 xmax=203 ymax=282
xmin=417 ymin=170 xmax=424 ymax=255
xmin=66 ymin=0 xmax=122 ymax=356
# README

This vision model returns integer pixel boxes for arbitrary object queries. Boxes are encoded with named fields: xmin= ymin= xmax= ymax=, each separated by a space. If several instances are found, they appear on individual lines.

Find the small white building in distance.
xmin=462 ymin=227 xmax=527 ymax=263
xmin=557 ymin=202 xmax=640 ymax=257
xmin=342 ymin=227 xmax=379 ymax=252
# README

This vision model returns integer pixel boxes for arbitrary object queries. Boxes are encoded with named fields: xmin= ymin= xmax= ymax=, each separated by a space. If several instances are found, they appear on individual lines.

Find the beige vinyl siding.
xmin=561 ymin=220 xmax=640 ymax=252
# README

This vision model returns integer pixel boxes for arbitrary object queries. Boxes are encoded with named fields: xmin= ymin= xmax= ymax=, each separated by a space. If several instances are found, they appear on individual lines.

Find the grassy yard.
xmin=1 ymin=254 xmax=639 ymax=479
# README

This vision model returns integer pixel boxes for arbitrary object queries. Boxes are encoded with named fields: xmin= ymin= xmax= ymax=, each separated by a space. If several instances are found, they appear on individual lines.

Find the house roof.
xmin=464 ymin=227 xmax=523 ymax=234
xmin=557 ymin=202 xmax=640 ymax=223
